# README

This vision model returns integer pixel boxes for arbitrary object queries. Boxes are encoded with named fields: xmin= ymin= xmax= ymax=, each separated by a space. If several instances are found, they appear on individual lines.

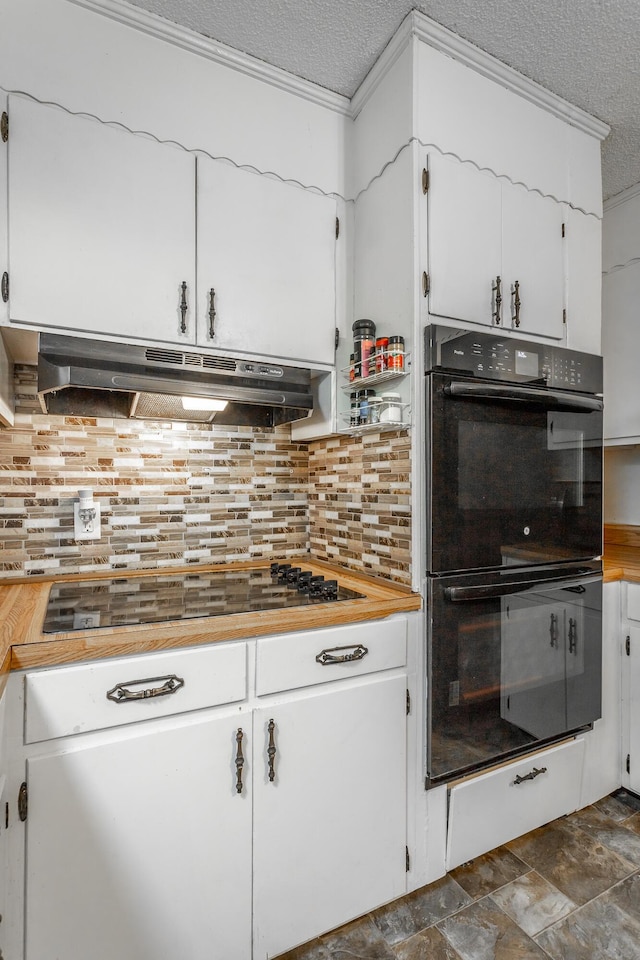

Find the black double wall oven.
xmin=425 ymin=325 xmax=603 ymax=787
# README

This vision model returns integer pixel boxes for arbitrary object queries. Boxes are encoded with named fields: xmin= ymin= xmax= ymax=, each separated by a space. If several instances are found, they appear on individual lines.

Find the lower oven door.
xmin=426 ymin=561 xmax=602 ymax=787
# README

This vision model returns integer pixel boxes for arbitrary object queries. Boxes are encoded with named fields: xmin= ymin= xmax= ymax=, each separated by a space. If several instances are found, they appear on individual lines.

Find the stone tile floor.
xmin=277 ymin=789 xmax=640 ymax=960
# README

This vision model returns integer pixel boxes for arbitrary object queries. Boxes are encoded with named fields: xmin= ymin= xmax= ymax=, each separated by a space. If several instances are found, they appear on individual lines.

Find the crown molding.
xmin=68 ymin=1 xmax=610 ymax=140
xmin=67 ymin=0 xmax=351 ymax=116
xmin=604 ymin=180 xmax=640 ymax=212
xmin=352 ymin=10 xmax=609 ymax=140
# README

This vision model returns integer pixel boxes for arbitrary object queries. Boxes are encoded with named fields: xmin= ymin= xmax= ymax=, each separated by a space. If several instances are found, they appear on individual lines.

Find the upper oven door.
xmin=427 ymin=372 xmax=603 ymax=574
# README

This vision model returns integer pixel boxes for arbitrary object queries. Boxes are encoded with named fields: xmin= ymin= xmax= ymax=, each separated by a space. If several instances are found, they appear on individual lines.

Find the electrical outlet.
xmin=74 ymin=501 xmax=101 ymax=540
xmin=73 ymin=612 xmax=101 ymax=630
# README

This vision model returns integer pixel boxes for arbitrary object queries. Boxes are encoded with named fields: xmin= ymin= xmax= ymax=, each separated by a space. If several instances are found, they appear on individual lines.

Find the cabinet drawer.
xmin=446 ymin=739 xmax=585 ymax=870
xmin=256 ymin=618 xmax=407 ymax=696
xmin=627 ymin=583 xmax=640 ymax=621
xmin=25 ymin=642 xmax=247 ymax=744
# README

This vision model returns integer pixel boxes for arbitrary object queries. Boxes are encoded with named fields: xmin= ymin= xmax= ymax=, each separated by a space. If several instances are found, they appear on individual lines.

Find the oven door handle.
xmin=445 ymin=574 xmax=601 ymax=602
xmin=444 ymin=381 xmax=603 ymax=413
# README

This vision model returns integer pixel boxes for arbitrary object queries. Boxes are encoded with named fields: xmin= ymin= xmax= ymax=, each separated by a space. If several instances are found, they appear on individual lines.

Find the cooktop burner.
xmin=42 ymin=564 xmax=366 ymax=633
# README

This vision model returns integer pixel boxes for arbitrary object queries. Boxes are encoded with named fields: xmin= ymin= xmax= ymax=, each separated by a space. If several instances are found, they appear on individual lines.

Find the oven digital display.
xmin=515 ymin=348 xmax=538 ymax=377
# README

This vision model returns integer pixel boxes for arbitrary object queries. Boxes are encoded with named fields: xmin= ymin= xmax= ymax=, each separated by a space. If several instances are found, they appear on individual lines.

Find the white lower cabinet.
xmin=14 ymin=618 xmax=410 ymax=960
xmin=445 ymin=739 xmax=585 ymax=870
xmin=622 ymin=582 xmax=640 ymax=795
xmin=253 ymin=675 xmax=408 ymax=958
xmin=25 ymin=710 xmax=252 ymax=960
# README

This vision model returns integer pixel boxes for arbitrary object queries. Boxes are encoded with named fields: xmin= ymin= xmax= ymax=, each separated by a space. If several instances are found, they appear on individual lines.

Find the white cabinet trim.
xmin=352 ymin=10 xmax=609 ymax=142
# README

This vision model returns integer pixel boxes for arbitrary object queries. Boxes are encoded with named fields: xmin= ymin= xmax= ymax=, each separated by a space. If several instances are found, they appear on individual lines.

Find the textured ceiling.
xmin=124 ymin=0 xmax=640 ymax=200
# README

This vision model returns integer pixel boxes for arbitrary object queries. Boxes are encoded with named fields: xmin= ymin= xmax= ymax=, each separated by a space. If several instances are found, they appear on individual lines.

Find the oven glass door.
xmin=427 ymin=372 xmax=603 ymax=573
xmin=426 ymin=563 xmax=602 ymax=786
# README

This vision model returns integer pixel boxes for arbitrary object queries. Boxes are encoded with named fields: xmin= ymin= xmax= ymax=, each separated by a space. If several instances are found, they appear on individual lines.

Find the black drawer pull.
xmin=106 ymin=674 xmax=185 ymax=703
xmin=315 ymin=644 xmax=369 ymax=666
xmin=513 ymin=765 xmax=547 ymax=785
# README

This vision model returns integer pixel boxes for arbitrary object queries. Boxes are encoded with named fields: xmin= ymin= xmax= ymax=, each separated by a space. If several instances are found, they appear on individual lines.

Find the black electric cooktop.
xmin=42 ymin=564 xmax=366 ymax=633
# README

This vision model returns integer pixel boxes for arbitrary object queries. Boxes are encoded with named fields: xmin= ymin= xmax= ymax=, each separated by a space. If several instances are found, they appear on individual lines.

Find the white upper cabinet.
xmin=427 ymin=154 xmax=501 ymax=329
xmin=4 ymin=95 xmax=338 ymax=368
xmin=196 ymin=156 xmax=337 ymax=366
xmin=500 ymin=181 xmax=565 ymax=340
xmin=426 ymin=153 xmax=565 ymax=339
xmin=6 ymin=95 xmax=196 ymax=344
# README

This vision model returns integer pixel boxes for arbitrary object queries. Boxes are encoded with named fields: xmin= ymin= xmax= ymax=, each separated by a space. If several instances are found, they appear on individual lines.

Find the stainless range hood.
xmin=37 ymin=334 xmax=313 ymax=427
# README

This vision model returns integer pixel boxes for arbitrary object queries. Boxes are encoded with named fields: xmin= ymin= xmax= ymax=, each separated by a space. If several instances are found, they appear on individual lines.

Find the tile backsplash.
xmin=308 ymin=431 xmax=411 ymax=585
xmin=0 ymin=366 xmax=411 ymax=584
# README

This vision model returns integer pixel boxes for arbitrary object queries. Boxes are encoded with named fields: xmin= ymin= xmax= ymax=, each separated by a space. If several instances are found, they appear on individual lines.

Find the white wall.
xmin=605 ymin=447 xmax=640 ymax=525
xmin=602 ymin=184 xmax=640 ymax=517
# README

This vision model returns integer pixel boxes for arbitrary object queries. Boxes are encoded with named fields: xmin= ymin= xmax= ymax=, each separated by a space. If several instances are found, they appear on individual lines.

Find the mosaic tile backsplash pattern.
xmin=308 ymin=431 xmax=411 ymax=584
xmin=0 ymin=366 xmax=411 ymax=583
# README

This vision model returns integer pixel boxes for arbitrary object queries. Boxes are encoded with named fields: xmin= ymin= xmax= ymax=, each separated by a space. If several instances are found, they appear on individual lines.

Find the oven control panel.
xmin=425 ymin=324 xmax=603 ymax=394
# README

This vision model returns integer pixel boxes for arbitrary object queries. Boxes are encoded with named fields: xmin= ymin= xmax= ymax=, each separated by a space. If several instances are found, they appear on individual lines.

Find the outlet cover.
xmin=74 ymin=501 xmax=101 ymax=540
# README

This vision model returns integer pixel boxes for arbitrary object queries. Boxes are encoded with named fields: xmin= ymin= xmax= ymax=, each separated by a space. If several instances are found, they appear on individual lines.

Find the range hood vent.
xmin=37 ymin=334 xmax=313 ymax=427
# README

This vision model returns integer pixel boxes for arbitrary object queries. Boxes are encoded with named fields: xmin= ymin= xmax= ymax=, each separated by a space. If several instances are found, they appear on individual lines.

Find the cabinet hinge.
xmin=422 ymin=168 xmax=429 ymax=194
xmin=627 ymin=635 xmax=631 ymax=656
xmin=1 ymin=111 xmax=7 ymax=143
xmin=422 ymin=271 xmax=430 ymax=296
xmin=18 ymin=781 xmax=27 ymax=822
xmin=562 ymin=222 xmax=566 ymax=238
xmin=562 ymin=308 xmax=567 ymax=324
xmin=406 ymin=846 xmax=410 ymax=871
xmin=627 ymin=754 xmax=631 ymax=775
xmin=335 ymin=217 xmax=340 ymax=240
xmin=406 ymin=689 xmax=411 ymax=715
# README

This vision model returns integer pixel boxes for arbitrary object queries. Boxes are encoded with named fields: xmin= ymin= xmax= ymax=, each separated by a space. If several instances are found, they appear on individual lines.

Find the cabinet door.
xmin=602 ymin=262 xmax=640 ymax=443
xmin=7 ymin=95 xmax=196 ymax=344
xmin=196 ymin=156 xmax=337 ymax=364
xmin=427 ymin=152 xmax=502 ymax=328
xmin=24 ymin=711 xmax=252 ymax=960
xmin=253 ymin=674 xmax=407 ymax=958
xmin=0 ymin=93 xmax=7 ymax=327
xmin=501 ymin=182 xmax=565 ymax=339
xmin=627 ymin=625 xmax=640 ymax=796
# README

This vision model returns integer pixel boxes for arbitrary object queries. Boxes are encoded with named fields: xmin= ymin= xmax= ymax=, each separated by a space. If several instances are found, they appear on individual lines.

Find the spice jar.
xmin=380 ymin=392 xmax=402 ymax=423
xmin=387 ymin=335 xmax=405 ymax=372
xmin=349 ymin=353 xmax=356 ymax=383
xmin=349 ymin=391 xmax=359 ymax=427
xmin=358 ymin=388 xmax=376 ymax=424
xmin=375 ymin=337 xmax=389 ymax=374
xmin=368 ymin=396 xmax=383 ymax=424
xmin=353 ymin=319 xmax=376 ymax=379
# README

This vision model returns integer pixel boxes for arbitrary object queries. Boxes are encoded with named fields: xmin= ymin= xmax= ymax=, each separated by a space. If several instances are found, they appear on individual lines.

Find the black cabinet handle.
xmin=208 ymin=287 xmax=216 ymax=339
xmin=513 ymin=279 xmax=521 ymax=327
xmin=267 ymin=718 xmax=277 ymax=783
xmin=179 ymin=280 xmax=188 ymax=334
xmin=492 ymin=275 xmax=502 ymax=325
xmin=235 ymin=728 xmax=245 ymax=794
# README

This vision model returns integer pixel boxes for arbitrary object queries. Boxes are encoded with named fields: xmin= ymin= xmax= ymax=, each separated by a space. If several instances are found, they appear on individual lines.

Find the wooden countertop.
xmin=604 ymin=525 xmax=640 ymax=583
xmin=0 ymin=559 xmax=421 ymax=682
